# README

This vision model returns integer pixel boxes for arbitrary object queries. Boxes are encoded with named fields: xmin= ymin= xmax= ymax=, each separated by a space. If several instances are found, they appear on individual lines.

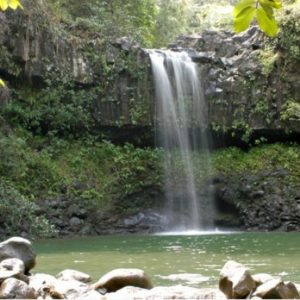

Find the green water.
xmin=33 ymin=232 xmax=300 ymax=288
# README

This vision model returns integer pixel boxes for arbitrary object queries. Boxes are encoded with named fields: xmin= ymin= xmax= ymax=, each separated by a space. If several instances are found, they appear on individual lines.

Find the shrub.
xmin=0 ymin=182 xmax=57 ymax=239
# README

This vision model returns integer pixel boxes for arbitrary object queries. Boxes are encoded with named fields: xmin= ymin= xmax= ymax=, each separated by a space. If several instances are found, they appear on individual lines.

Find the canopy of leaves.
xmin=234 ymin=0 xmax=282 ymax=37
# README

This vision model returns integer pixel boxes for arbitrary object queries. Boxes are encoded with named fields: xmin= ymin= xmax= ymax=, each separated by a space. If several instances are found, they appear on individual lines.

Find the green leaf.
xmin=0 ymin=0 xmax=8 ymax=10
xmin=260 ymin=3 xmax=274 ymax=18
xmin=234 ymin=6 xmax=256 ymax=33
xmin=0 ymin=79 xmax=5 ymax=87
xmin=256 ymin=7 xmax=278 ymax=37
xmin=259 ymin=0 xmax=282 ymax=10
xmin=233 ymin=0 xmax=256 ymax=17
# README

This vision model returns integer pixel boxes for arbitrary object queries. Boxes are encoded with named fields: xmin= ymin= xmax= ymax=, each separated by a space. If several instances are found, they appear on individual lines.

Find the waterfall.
xmin=148 ymin=49 xmax=213 ymax=231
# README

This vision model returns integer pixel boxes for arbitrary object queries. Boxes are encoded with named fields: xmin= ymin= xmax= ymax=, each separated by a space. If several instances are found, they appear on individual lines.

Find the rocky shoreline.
xmin=0 ymin=237 xmax=299 ymax=299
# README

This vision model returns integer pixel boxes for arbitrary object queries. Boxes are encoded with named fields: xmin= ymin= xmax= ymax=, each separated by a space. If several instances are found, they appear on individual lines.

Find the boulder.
xmin=52 ymin=279 xmax=89 ymax=299
xmin=105 ymin=286 xmax=226 ymax=300
xmin=0 ymin=237 xmax=36 ymax=273
xmin=29 ymin=275 xmax=89 ymax=299
xmin=147 ymin=286 xmax=226 ymax=300
xmin=69 ymin=290 xmax=104 ymax=300
xmin=278 ymin=282 xmax=300 ymax=299
xmin=252 ymin=273 xmax=275 ymax=287
xmin=0 ymin=278 xmax=36 ymax=299
xmin=92 ymin=268 xmax=153 ymax=293
xmin=253 ymin=278 xmax=300 ymax=299
xmin=219 ymin=260 xmax=256 ymax=298
xmin=29 ymin=273 xmax=58 ymax=298
xmin=56 ymin=269 xmax=92 ymax=283
xmin=105 ymin=286 xmax=146 ymax=300
xmin=0 ymin=258 xmax=27 ymax=283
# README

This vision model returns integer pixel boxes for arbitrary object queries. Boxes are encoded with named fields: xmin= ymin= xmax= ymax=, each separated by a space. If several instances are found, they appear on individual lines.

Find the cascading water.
xmin=148 ymin=49 xmax=213 ymax=231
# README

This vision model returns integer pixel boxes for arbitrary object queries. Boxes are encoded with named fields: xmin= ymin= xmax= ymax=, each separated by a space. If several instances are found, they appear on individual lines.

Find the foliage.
xmin=0 ymin=182 xmax=56 ymax=239
xmin=3 ymin=75 xmax=97 ymax=138
xmin=153 ymin=0 xmax=191 ymax=47
xmin=212 ymin=143 xmax=300 ymax=180
xmin=234 ymin=0 xmax=282 ymax=37
xmin=276 ymin=0 xmax=300 ymax=60
xmin=0 ymin=130 xmax=162 ymax=211
xmin=280 ymin=100 xmax=300 ymax=121
xmin=259 ymin=46 xmax=279 ymax=76
xmin=191 ymin=2 xmax=234 ymax=32
xmin=48 ymin=0 xmax=158 ymax=47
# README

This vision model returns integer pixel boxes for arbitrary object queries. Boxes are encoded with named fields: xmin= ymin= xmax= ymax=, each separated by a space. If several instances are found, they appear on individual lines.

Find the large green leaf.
xmin=233 ymin=0 xmax=256 ymax=17
xmin=256 ymin=7 xmax=278 ymax=37
xmin=234 ymin=6 xmax=256 ymax=33
xmin=0 ymin=0 xmax=8 ymax=10
xmin=259 ymin=0 xmax=282 ymax=9
xmin=260 ymin=3 xmax=274 ymax=18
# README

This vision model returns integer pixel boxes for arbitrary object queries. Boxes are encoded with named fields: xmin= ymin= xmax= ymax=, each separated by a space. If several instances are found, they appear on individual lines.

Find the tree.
xmin=0 ymin=0 xmax=22 ymax=86
xmin=234 ymin=0 xmax=282 ymax=37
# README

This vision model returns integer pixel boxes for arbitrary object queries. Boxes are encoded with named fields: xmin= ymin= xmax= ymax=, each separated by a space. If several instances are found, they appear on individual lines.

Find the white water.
xmin=149 ymin=49 xmax=213 ymax=231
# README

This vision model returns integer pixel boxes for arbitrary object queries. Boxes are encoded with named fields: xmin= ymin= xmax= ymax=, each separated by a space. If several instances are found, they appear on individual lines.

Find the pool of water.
xmin=33 ymin=232 xmax=300 ymax=287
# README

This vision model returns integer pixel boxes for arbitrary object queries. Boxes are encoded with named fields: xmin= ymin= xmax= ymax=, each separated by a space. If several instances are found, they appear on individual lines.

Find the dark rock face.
xmin=2 ymin=4 xmax=300 ymax=146
xmin=213 ymin=169 xmax=300 ymax=231
xmin=172 ymin=27 xmax=300 ymax=145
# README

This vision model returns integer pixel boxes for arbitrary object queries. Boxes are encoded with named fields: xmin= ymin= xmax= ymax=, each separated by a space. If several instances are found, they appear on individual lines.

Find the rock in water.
xmin=56 ymin=269 xmax=92 ymax=283
xmin=253 ymin=279 xmax=300 ymax=299
xmin=278 ymin=282 xmax=300 ymax=299
xmin=92 ymin=268 xmax=153 ymax=293
xmin=0 ymin=237 xmax=36 ymax=273
xmin=219 ymin=260 xmax=256 ymax=298
xmin=0 ymin=278 xmax=36 ymax=299
xmin=252 ymin=273 xmax=274 ymax=287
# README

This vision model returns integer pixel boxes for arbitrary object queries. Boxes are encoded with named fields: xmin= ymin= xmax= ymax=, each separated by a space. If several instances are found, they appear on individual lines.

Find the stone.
xmin=0 ymin=258 xmax=26 ymax=283
xmin=29 ymin=274 xmax=89 ymax=299
xmin=105 ymin=286 xmax=226 ymax=300
xmin=0 ymin=237 xmax=36 ymax=273
xmin=92 ymin=268 xmax=153 ymax=293
xmin=0 ymin=278 xmax=36 ymax=299
xmin=252 ymin=273 xmax=275 ymax=287
xmin=69 ymin=217 xmax=82 ymax=229
xmin=105 ymin=286 xmax=146 ymax=300
xmin=278 ymin=281 xmax=300 ymax=299
xmin=56 ymin=269 xmax=92 ymax=283
xmin=29 ymin=273 xmax=58 ymax=298
xmin=69 ymin=290 xmax=104 ymax=300
xmin=53 ymin=279 xmax=89 ymax=298
xmin=253 ymin=278 xmax=282 ymax=298
xmin=219 ymin=260 xmax=256 ymax=299
xmin=252 ymin=278 xmax=298 ymax=299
